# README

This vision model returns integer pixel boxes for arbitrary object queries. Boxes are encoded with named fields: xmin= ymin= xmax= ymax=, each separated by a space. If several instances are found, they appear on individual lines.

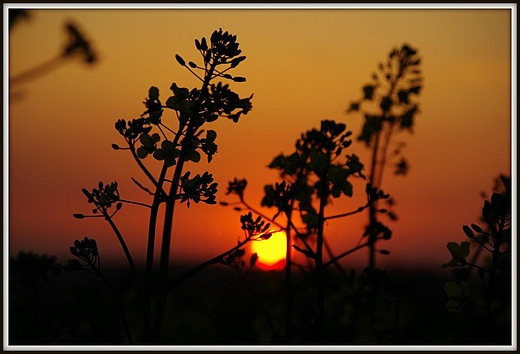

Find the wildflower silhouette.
xmin=70 ymin=28 xmax=255 ymax=343
xmin=347 ymin=44 xmax=423 ymax=268
xmin=10 ymin=16 xmax=97 ymax=88
xmin=223 ymin=119 xmax=391 ymax=342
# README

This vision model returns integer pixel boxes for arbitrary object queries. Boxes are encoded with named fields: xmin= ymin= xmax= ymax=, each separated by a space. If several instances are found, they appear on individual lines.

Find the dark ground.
xmin=7 ymin=261 xmax=513 ymax=347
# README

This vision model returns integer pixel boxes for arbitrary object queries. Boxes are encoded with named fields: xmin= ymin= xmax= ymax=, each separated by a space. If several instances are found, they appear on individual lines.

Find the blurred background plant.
xmin=9 ymin=9 xmax=98 ymax=97
xmin=346 ymin=44 xmax=423 ymax=269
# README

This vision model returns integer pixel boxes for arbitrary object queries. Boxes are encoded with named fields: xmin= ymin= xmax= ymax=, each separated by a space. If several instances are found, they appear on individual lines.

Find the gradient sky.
xmin=6 ymin=6 xmax=513 ymax=271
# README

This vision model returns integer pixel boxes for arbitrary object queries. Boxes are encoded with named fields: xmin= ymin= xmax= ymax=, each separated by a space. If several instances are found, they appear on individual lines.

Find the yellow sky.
xmin=7 ymin=7 xmax=513 ymax=270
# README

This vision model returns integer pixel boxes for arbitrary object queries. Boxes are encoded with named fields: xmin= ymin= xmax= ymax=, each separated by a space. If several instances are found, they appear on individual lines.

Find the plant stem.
xmin=284 ymin=202 xmax=294 ymax=342
xmin=367 ymin=71 xmax=400 ymax=269
xmin=152 ymin=155 xmax=186 ymax=342
xmin=103 ymin=211 xmax=137 ymax=277
xmin=315 ymin=177 xmax=327 ymax=340
xmin=143 ymin=163 xmax=167 ymax=343
xmin=152 ymin=58 xmax=217 ymax=342
xmin=168 ymin=236 xmax=252 ymax=290
xmin=10 ymin=55 xmax=65 ymax=86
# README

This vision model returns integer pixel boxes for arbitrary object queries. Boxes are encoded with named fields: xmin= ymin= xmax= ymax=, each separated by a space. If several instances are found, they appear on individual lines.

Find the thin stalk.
xmin=375 ymin=122 xmax=396 ymax=190
xmin=152 ymin=59 xmax=217 ymax=342
xmin=315 ymin=179 xmax=327 ymax=339
xmin=142 ymin=163 xmax=168 ymax=343
xmin=367 ymin=130 xmax=381 ymax=269
xmin=284 ymin=202 xmax=294 ymax=342
xmin=10 ymin=55 xmax=65 ymax=86
xmin=152 ymin=154 xmax=186 ymax=342
xmin=367 ymin=71 xmax=401 ymax=269
xmin=326 ymin=203 xmax=369 ymax=221
xmin=102 ymin=210 xmax=137 ymax=277
xmin=168 ymin=235 xmax=253 ymax=290
xmin=129 ymin=144 xmax=165 ymax=195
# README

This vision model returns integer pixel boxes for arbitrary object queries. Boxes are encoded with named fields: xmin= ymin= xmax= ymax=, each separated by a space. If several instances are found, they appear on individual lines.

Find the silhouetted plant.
xmin=442 ymin=174 xmax=511 ymax=343
xmin=223 ymin=119 xmax=391 ymax=343
xmin=347 ymin=44 xmax=423 ymax=268
xmin=70 ymin=28 xmax=254 ymax=344
xmin=10 ymin=15 xmax=97 ymax=89
xmin=67 ymin=237 xmax=134 ymax=343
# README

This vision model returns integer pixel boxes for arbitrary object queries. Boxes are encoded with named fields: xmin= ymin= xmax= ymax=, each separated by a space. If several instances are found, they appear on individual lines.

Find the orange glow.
xmin=7 ymin=8 xmax=512 ymax=269
xmin=251 ymin=231 xmax=287 ymax=271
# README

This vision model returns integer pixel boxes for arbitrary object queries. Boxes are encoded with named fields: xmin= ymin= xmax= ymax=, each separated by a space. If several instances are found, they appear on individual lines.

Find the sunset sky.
xmin=6 ymin=5 xmax=514 ymax=272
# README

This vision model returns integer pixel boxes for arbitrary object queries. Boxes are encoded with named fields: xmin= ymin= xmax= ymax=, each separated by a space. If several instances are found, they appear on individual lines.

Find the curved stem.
xmin=10 ymin=55 xmax=65 ymax=86
xmin=143 ymin=163 xmax=168 ymax=342
xmin=128 ymin=143 xmax=166 ymax=197
xmin=102 ymin=210 xmax=137 ymax=277
xmin=167 ymin=235 xmax=252 ymax=290
xmin=367 ymin=71 xmax=401 ymax=269
xmin=153 ymin=56 xmax=216 ymax=340
xmin=119 ymin=198 xmax=151 ymax=208
xmin=284 ymin=203 xmax=294 ymax=342
xmin=326 ymin=203 xmax=369 ymax=221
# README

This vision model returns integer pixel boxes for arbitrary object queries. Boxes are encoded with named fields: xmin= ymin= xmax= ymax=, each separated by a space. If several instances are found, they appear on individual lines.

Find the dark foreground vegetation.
xmin=9 ymin=260 xmax=511 ymax=346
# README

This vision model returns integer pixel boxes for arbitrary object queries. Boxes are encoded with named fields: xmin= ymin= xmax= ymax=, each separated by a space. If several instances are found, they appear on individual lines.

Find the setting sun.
xmin=251 ymin=231 xmax=287 ymax=271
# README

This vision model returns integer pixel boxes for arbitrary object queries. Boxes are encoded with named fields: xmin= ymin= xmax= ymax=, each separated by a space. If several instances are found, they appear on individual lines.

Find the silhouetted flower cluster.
xmin=225 ymin=178 xmax=248 ymax=199
xmin=178 ymin=171 xmax=218 ymax=207
xmin=68 ymin=237 xmax=100 ymax=270
xmin=240 ymin=212 xmax=271 ymax=238
xmin=115 ymin=118 xmax=152 ymax=143
xmin=82 ymin=181 xmax=121 ymax=209
xmin=63 ymin=22 xmax=97 ymax=64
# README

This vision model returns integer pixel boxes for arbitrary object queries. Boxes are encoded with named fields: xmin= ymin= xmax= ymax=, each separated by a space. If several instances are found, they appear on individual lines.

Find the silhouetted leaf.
xmin=347 ymin=102 xmax=360 ymax=113
xmin=398 ymin=90 xmax=409 ymax=104
xmin=175 ymin=54 xmax=185 ymax=66
xmin=259 ymin=233 xmax=272 ymax=240
xmin=73 ymin=213 xmax=85 ymax=219
xmin=446 ymin=299 xmax=466 ymax=312
xmin=186 ymin=149 xmax=201 ymax=163
xmin=380 ymin=96 xmax=392 ymax=111
xmin=200 ymin=37 xmax=208 ymax=51
xmin=462 ymin=225 xmax=474 ymax=239
xmin=363 ymin=85 xmax=375 ymax=100
xmin=137 ymin=147 xmax=148 ymax=159
xmin=459 ymin=241 xmax=470 ymax=258
xmin=293 ymin=244 xmax=314 ymax=259
xmin=388 ymin=211 xmax=398 ymax=221
xmin=148 ymin=86 xmax=159 ymax=101
xmin=230 ymin=56 xmax=246 ymax=68
xmin=444 ymin=281 xmax=461 ymax=297
xmin=394 ymin=158 xmax=408 ymax=175
xmin=409 ymin=86 xmax=422 ymax=94
xmin=470 ymin=223 xmax=483 ymax=233
xmin=400 ymin=106 xmax=416 ymax=131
